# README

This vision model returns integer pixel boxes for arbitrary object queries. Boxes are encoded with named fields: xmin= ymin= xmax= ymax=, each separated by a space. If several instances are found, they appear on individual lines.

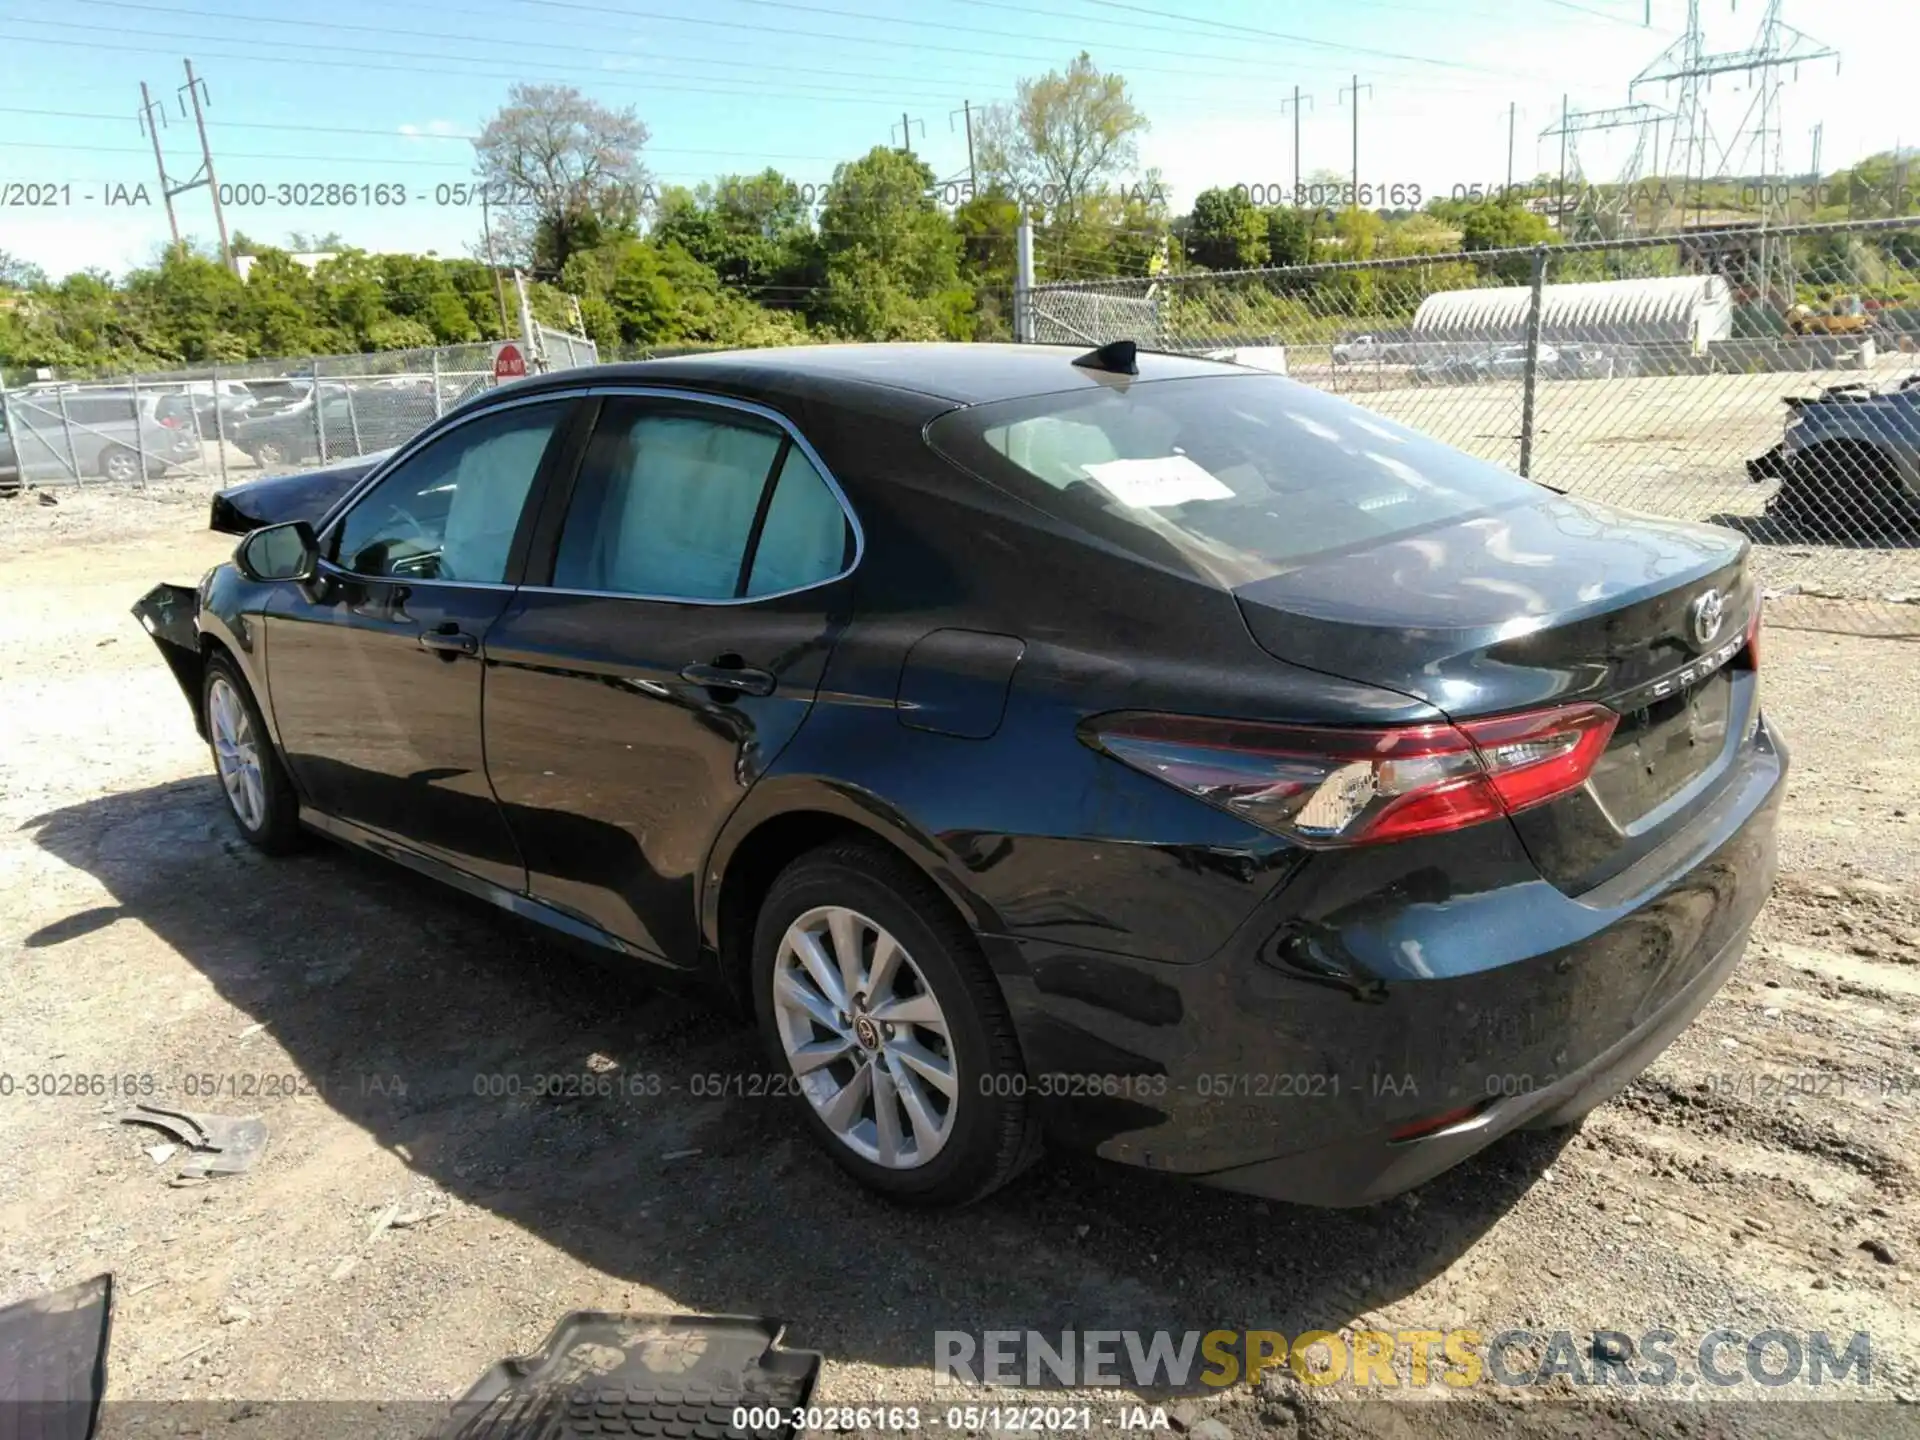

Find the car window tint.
xmin=555 ymin=409 xmax=783 ymax=600
xmin=926 ymin=374 xmax=1543 ymax=588
xmin=332 ymin=401 xmax=565 ymax=583
xmin=745 ymin=446 xmax=850 ymax=596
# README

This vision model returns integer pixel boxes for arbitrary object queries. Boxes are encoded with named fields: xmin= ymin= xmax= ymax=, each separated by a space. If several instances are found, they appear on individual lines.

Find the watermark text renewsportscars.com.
xmin=934 ymin=1328 xmax=1874 ymax=1390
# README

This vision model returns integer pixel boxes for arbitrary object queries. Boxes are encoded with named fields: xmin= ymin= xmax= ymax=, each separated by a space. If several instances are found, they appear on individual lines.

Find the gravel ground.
xmin=0 ymin=484 xmax=1916 ymax=1439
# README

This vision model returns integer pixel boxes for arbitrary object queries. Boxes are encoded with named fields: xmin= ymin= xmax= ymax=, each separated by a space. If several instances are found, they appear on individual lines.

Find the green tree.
xmin=1456 ymin=200 xmax=1555 ymax=281
xmin=1264 ymin=207 xmax=1314 ymax=269
xmin=954 ymin=184 xmax=1022 ymax=338
xmin=811 ymin=147 xmax=969 ymax=340
xmin=474 ymin=83 xmax=649 ymax=273
xmin=652 ymin=171 xmax=818 ymax=304
xmin=1186 ymin=186 xmax=1267 ymax=271
xmin=978 ymin=52 xmax=1147 ymax=229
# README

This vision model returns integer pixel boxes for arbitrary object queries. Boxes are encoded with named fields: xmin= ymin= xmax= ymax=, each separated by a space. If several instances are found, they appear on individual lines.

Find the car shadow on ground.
xmin=23 ymin=776 xmax=1574 ymax=1380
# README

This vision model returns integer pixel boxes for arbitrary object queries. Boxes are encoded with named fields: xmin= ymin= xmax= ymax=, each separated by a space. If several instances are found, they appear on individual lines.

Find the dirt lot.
xmin=1 ymin=485 xmax=1917 ymax=1437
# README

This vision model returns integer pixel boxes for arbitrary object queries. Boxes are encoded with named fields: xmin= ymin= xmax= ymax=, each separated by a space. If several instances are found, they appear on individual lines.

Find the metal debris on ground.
xmin=117 ymin=1102 xmax=268 ymax=1178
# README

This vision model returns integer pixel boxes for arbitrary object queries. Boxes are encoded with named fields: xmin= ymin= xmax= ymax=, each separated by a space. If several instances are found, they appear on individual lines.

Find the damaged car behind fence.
xmin=135 ymin=343 xmax=1783 ymax=1208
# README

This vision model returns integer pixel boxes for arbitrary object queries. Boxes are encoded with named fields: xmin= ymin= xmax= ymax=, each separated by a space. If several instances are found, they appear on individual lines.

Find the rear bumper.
xmin=1000 ymin=719 xmax=1786 ymax=1208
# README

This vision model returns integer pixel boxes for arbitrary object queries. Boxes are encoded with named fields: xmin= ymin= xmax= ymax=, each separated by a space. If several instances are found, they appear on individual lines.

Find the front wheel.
xmin=202 ymin=654 xmax=302 ymax=854
xmin=752 ymin=842 xmax=1040 ymax=1206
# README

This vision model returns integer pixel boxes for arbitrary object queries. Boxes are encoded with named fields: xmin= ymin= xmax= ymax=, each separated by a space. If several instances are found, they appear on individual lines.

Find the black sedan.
xmin=135 ymin=343 xmax=1783 ymax=1208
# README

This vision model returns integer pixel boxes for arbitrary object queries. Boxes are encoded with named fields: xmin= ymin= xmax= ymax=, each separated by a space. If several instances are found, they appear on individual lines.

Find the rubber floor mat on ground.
xmin=437 ymin=1313 xmax=820 ymax=1440
xmin=0 ymin=1273 xmax=113 ymax=1440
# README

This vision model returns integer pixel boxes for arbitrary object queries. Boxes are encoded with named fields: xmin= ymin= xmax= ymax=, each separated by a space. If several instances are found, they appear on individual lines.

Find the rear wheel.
xmin=751 ymin=842 xmax=1039 ymax=1206
xmin=100 ymin=447 xmax=139 ymax=483
xmin=202 ymin=654 xmax=302 ymax=854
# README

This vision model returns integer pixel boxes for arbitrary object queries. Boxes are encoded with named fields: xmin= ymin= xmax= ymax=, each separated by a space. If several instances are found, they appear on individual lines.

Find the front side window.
xmin=330 ymin=400 xmax=566 ymax=582
xmin=555 ymin=402 xmax=848 ymax=601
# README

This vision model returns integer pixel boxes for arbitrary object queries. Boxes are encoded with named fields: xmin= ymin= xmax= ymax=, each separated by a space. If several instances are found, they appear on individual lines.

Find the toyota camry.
xmin=135 ymin=342 xmax=1783 ymax=1208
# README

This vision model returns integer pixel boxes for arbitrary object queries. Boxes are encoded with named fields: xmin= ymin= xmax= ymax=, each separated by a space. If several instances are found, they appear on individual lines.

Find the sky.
xmin=0 ymin=0 xmax=1912 ymax=279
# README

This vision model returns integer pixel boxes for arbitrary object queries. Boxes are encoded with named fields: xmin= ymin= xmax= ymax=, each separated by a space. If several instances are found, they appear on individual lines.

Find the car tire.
xmin=100 ymin=447 xmax=139 ymax=483
xmin=202 ymin=653 xmax=303 ymax=855
xmin=751 ymin=840 xmax=1041 ymax=1207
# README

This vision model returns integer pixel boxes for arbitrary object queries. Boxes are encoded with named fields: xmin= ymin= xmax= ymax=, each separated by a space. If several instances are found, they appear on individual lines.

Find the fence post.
xmin=131 ymin=372 xmax=149 ymax=489
xmin=0 ymin=374 xmax=10 ymax=489
xmin=56 ymin=386 xmax=81 ymax=484
xmin=431 ymin=349 xmax=444 ymax=419
xmin=1013 ymin=212 xmax=1036 ymax=343
xmin=1518 ymin=244 xmax=1548 ymax=479
xmin=312 ymin=358 xmax=327 ymax=464
xmin=514 ymin=270 xmax=540 ymax=370
xmin=211 ymin=365 xmax=229 ymax=488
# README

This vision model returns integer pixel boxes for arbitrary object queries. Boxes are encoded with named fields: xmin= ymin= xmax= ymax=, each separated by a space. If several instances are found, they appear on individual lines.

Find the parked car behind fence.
xmin=5 ymin=386 xmax=203 ymax=484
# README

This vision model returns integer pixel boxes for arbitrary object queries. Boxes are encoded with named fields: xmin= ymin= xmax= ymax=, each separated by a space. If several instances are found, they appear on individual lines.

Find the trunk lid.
xmin=1235 ymin=494 xmax=1760 ymax=891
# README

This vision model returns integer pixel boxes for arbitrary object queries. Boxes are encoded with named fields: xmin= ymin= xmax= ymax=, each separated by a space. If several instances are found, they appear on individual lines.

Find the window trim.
xmin=315 ymin=391 xmax=582 ymax=590
xmin=522 ymin=385 xmax=864 ymax=608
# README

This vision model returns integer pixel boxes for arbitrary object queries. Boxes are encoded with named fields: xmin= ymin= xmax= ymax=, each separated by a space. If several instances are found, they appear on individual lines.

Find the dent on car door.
xmin=263 ymin=396 xmax=581 ymax=890
xmin=483 ymin=394 xmax=857 ymax=966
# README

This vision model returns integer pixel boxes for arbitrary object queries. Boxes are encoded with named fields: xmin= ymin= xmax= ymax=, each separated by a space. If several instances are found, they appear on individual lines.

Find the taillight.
xmin=1745 ymin=597 xmax=1762 ymax=668
xmin=1083 ymin=703 xmax=1618 ymax=847
xmin=158 ymin=415 xmax=182 ymax=429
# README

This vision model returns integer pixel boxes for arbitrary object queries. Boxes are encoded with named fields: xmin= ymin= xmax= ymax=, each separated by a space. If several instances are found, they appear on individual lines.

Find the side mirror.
xmin=234 ymin=520 xmax=318 ymax=583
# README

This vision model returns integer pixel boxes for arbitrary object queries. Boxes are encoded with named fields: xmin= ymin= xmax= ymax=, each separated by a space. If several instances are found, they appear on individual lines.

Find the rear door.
xmin=263 ymin=394 xmax=582 ymax=891
xmin=483 ymin=392 xmax=857 ymax=966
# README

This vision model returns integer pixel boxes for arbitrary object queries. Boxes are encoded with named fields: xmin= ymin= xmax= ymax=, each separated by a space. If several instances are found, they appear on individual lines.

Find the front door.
xmin=483 ymin=395 xmax=856 ymax=964
xmin=264 ymin=396 xmax=579 ymax=892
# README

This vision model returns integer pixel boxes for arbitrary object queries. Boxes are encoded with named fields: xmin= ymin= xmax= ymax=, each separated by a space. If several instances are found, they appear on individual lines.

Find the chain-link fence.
xmin=1029 ymin=216 xmax=1920 ymax=604
xmin=0 ymin=333 xmax=597 ymax=493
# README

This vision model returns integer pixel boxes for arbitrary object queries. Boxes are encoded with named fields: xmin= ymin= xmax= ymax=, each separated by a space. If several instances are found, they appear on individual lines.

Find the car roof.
xmin=516 ymin=343 xmax=1248 ymax=409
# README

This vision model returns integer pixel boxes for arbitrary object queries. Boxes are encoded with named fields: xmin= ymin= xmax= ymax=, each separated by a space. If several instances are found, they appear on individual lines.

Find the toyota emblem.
xmin=1687 ymin=588 xmax=1726 ymax=649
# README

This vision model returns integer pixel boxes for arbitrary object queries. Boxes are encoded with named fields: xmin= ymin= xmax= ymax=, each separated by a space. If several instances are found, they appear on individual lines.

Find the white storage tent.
xmin=1411 ymin=274 xmax=1733 ymax=353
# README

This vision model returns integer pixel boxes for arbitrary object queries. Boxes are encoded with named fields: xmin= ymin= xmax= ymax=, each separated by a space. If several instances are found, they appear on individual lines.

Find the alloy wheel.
xmin=771 ymin=905 xmax=960 ymax=1169
xmin=208 ymin=675 xmax=266 ymax=831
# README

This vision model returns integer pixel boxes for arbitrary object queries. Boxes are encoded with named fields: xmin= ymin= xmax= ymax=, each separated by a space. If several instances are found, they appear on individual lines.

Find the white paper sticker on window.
xmin=1081 ymin=455 xmax=1234 ymax=508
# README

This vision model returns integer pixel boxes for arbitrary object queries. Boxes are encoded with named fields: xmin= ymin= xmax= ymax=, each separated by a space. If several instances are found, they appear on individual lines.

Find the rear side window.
xmin=554 ymin=400 xmax=851 ymax=601
xmin=557 ymin=407 xmax=782 ymax=600
xmin=746 ymin=447 xmax=852 ymax=597
xmin=926 ymin=374 xmax=1542 ymax=587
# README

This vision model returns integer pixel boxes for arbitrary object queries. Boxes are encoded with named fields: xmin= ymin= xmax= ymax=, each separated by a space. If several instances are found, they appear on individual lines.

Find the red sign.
xmin=493 ymin=343 xmax=527 ymax=380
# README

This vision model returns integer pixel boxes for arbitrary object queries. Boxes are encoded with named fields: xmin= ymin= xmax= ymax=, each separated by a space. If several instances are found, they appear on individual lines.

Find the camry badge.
xmin=1687 ymin=588 xmax=1726 ymax=649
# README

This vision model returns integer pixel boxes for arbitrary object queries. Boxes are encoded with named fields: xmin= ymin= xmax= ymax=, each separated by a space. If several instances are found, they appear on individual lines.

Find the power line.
xmin=1002 ymin=0 xmax=1526 ymax=73
xmin=0 ymin=106 xmax=849 ymax=162
xmin=0 ymin=24 xmax=1507 ymax=119
xmin=33 ymin=0 xmax=1352 ymax=88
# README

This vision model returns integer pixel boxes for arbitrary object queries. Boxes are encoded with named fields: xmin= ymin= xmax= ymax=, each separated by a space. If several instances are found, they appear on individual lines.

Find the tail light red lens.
xmin=1083 ymin=703 xmax=1618 ymax=848
xmin=158 ymin=416 xmax=182 ymax=429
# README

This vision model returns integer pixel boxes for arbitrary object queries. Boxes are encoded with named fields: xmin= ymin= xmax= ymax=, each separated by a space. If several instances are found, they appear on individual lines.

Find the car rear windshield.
xmin=925 ymin=373 xmax=1543 ymax=587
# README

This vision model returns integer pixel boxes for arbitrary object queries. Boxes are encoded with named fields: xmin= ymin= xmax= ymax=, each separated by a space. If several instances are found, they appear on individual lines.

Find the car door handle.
xmin=680 ymin=661 xmax=776 ymax=697
xmin=420 ymin=628 xmax=479 ymax=656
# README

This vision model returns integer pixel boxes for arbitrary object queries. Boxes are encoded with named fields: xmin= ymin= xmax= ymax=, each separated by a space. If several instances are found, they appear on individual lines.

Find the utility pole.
xmin=480 ymin=191 xmax=510 ymax=336
xmin=950 ymin=102 xmax=977 ymax=190
xmin=892 ymin=112 xmax=925 ymax=155
xmin=137 ymin=82 xmax=181 ymax=248
xmin=1281 ymin=88 xmax=1312 ymax=203
xmin=1338 ymin=75 xmax=1371 ymax=207
xmin=1506 ymin=101 xmax=1517 ymax=200
xmin=1556 ymin=93 xmax=1570 ymax=233
xmin=179 ymin=59 xmax=232 ymax=271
